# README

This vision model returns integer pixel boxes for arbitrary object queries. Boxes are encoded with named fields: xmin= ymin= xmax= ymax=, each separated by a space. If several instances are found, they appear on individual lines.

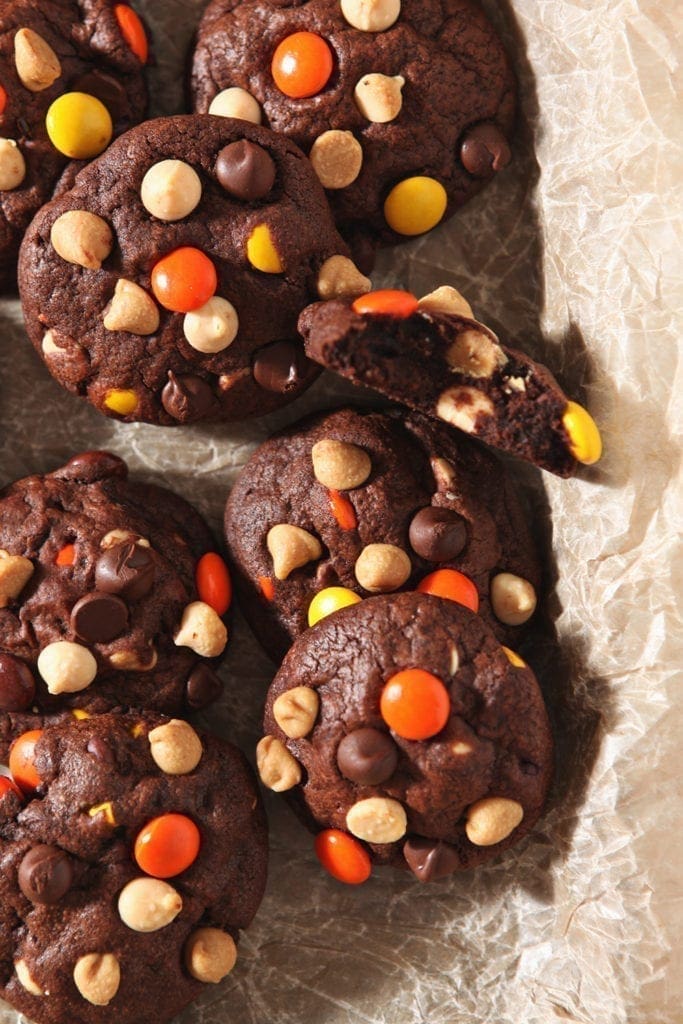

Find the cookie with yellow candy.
xmin=0 ymin=0 xmax=149 ymax=291
xmin=300 ymin=289 xmax=603 ymax=477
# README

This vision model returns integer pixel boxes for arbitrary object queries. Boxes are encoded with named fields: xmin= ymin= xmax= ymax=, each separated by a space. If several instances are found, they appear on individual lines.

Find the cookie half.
xmin=0 ymin=709 xmax=267 ymax=1024
xmin=259 ymin=592 xmax=553 ymax=881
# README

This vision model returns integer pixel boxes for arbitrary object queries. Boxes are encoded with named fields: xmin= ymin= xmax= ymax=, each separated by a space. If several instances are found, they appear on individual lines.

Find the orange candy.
xmin=380 ymin=669 xmax=450 ymax=740
xmin=55 ymin=543 xmax=76 ymax=566
xmin=272 ymin=32 xmax=334 ymax=99
xmin=352 ymin=290 xmax=419 ymax=319
xmin=134 ymin=813 xmax=201 ymax=879
xmin=258 ymin=576 xmax=275 ymax=602
xmin=314 ymin=829 xmax=371 ymax=885
xmin=0 ymin=86 xmax=7 ymax=116
xmin=151 ymin=247 xmax=217 ymax=313
xmin=114 ymin=4 xmax=149 ymax=63
xmin=9 ymin=730 xmax=43 ymax=794
xmin=328 ymin=488 xmax=357 ymax=531
xmin=0 ymin=776 xmax=22 ymax=801
xmin=416 ymin=568 xmax=479 ymax=613
xmin=196 ymin=553 xmax=232 ymax=616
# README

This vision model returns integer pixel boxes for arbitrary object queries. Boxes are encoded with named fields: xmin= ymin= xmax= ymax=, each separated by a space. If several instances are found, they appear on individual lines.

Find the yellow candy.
xmin=562 ymin=400 xmax=603 ymax=465
xmin=46 ymin=92 xmax=113 ymax=159
xmin=71 ymin=709 xmax=91 ymax=721
xmin=246 ymin=224 xmax=284 ymax=273
xmin=103 ymin=389 xmax=138 ymax=416
xmin=308 ymin=587 xmax=362 ymax=627
xmin=384 ymin=176 xmax=447 ymax=236
xmin=502 ymin=647 xmax=527 ymax=669
xmin=88 ymin=801 xmax=116 ymax=826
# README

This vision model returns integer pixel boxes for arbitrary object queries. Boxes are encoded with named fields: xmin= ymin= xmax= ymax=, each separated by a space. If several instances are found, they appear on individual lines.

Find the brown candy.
xmin=252 ymin=340 xmax=310 ymax=394
xmin=460 ymin=123 xmax=512 ymax=178
xmin=70 ymin=592 xmax=129 ymax=643
xmin=161 ymin=372 xmax=217 ymax=423
xmin=403 ymin=838 xmax=460 ymax=882
xmin=18 ymin=845 xmax=74 ymax=903
xmin=95 ymin=542 xmax=155 ymax=601
xmin=215 ymin=140 xmax=276 ymax=200
xmin=0 ymin=654 xmax=36 ymax=711
xmin=185 ymin=664 xmax=223 ymax=710
xmin=336 ymin=728 xmax=398 ymax=786
xmin=408 ymin=507 xmax=468 ymax=562
xmin=54 ymin=451 xmax=128 ymax=484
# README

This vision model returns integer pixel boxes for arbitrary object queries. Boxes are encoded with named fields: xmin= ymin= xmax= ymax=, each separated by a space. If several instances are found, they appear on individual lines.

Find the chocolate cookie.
xmin=0 ymin=451 xmax=231 ymax=716
xmin=191 ymin=0 xmax=516 ymax=260
xmin=18 ymin=113 xmax=368 ymax=425
xmin=0 ymin=0 xmax=149 ymax=290
xmin=225 ymin=406 xmax=541 ymax=662
xmin=0 ymin=709 xmax=268 ymax=1024
xmin=299 ymin=287 xmax=604 ymax=476
xmin=259 ymin=592 xmax=552 ymax=881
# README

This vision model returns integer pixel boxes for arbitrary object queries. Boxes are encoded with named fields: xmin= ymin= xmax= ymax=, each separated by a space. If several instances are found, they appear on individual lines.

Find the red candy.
xmin=196 ymin=553 xmax=232 ymax=616
xmin=114 ymin=4 xmax=149 ymax=63
xmin=55 ymin=543 xmax=76 ymax=566
xmin=0 ymin=776 xmax=22 ymax=802
xmin=134 ymin=813 xmax=201 ymax=879
xmin=352 ymin=290 xmax=419 ymax=319
xmin=328 ymin=489 xmax=357 ymax=531
xmin=9 ymin=730 xmax=43 ymax=794
xmin=259 ymin=576 xmax=275 ymax=602
xmin=416 ymin=569 xmax=479 ymax=613
xmin=380 ymin=669 xmax=450 ymax=740
xmin=151 ymin=247 xmax=217 ymax=313
xmin=272 ymin=32 xmax=334 ymax=98
xmin=0 ymin=86 xmax=7 ymax=116
xmin=314 ymin=829 xmax=371 ymax=885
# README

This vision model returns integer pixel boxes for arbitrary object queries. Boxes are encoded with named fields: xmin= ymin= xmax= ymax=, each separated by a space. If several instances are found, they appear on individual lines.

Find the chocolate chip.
xmin=520 ymin=760 xmax=540 ymax=776
xmin=87 ymin=736 xmax=115 ymax=764
xmin=185 ymin=664 xmax=223 ymax=710
xmin=460 ymin=123 xmax=512 ymax=178
xmin=409 ymin=507 xmax=468 ymax=562
xmin=0 ymin=654 xmax=36 ymax=712
xmin=70 ymin=72 xmax=128 ymax=124
xmin=55 ymin=451 xmax=128 ymax=484
xmin=252 ymin=340 xmax=311 ymax=394
xmin=95 ymin=543 xmax=155 ymax=601
xmin=18 ymin=845 xmax=74 ymax=904
xmin=336 ymin=728 xmax=398 ymax=786
xmin=215 ymin=140 xmax=276 ymax=201
xmin=161 ymin=372 xmax=218 ymax=423
xmin=70 ymin=592 xmax=129 ymax=644
xmin=403 ymin=838 xmax=460 ymax=882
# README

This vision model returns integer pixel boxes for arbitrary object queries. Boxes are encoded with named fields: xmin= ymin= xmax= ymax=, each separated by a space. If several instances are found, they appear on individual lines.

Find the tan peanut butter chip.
xmin=490 ymin=572 xmax=537 ymax=626
xmin=273 ymin=686 xmax=319 ymax=739
xmin=355 ymin=544 xmax=411 ymax=593
xmin=174 ymin=601 xmax=228 ymax=657
xmin=256 ymin=735 xmax=302 ymax=792
xmin=183 ymin=296 xmax=239 ymax=353
xmin=140 ymin=159 xmax=202 ymax=221
xmin=267 ymin=524 xmax=323 ymax=581
xmin=103 ymin=279 xmax=160 ymax=335
xmin=15 ymin=959 xmax=44 ymax=996
xmin=37 ymin=641 xmax=97 ymax=695
xmin=436 ymin=387 xmax=494 ymax=433
xmin=118 ymin=877 xmax=182 ymax=932
xmin=465 ymin=797 xmax=524 ymax=846
xmin=346 ymin=797 xmax=407 ymax=843
xmin=185 ymin=928 xmax=237 ymax=984
xmin=354 ymin=73 xmax=405 ymax=123
xmin=0 ymin=549 xmax=33 ymax=607
xmin=418 ymin=285 xmax=474 ymax=320
xmin=14 ymin=28 xmax=61 ymax=91
xmin=341 ymin=0 xmax=401 ymax=31
xmin=209 ymin=87 xmax=262 ymax=123
xmin=42 ymin=330 xmax=63 ymax=356
xmin=310 ymin=130 xmax=363 ymax=189
xmin=0 ymin=139 xmax=26 ymax=190
xmin=316 ymin=255 xmax=371 ymax=300
xmin=73 ymin=953 xmax=120 ymax=1006
xmin=446 ymin=329 xmax=507 ymax=378
xmin=100 ymin=529 xmax=150 ymax=550
xmin=430 ymin=456 xmax=456 ymax=492
xmin=149 ymin=719 xmax=203 ymax=775
xmin=51 ymin=211 xmax=113 ymax=270
xmin=311 ymin=439 xmax=371 ymax=490
xmin=108 ymin=645 xmax=157 ymax=671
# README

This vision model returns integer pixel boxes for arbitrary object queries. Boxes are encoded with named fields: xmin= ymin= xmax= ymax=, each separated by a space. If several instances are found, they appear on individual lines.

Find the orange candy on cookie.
xmin=314 ymin=829 xmax=371 ymax=885
xmin=196 ymin=553 xmax=232 ymax=616
xmin=9 ymin=730 xmax=43 ymax=794
xmin=0 ymin=776 xmax=22 ymax=801
xmin=352 ymin=290 xmax=419 ymax=319
xmin=417 ymin=568 xmax=479 ymax=613
xmin=272 ymin=32 xmax=334 ymax=98
xmin=151 ymin=247 xmax=217 ymax=313
xmin=114 ymin=4 xmax=149 ymax=63
xmin=380 ymin=669 xmax=450 ymax=740
xmin=134 ymin=813 xmax=201 ymax=878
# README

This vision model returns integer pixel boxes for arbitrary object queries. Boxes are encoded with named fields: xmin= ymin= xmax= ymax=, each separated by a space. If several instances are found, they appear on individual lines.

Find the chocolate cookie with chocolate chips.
xmin=0 ymin=0 xmax=149 ymax=290
xmin=191 ymin=0 xmax=516 ymax=261
xmin=0 ymin=709 xmax=267 ymax=1024
xmin=299 ymin=287 xmax=603 ymax=476
xmin=18 ymin=114 xmax=367 ymax=424
xmin=225 ymin=406 xmax=541 ymax=661
xmin=259 ymin=592 xmax=553 ymax=881
xmin=0 ymin=451 xmax=230 ymax=716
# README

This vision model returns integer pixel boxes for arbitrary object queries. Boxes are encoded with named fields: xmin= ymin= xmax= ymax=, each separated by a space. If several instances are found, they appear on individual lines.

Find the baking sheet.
xmin=1 ymin=0 xmax=681 ymax=1022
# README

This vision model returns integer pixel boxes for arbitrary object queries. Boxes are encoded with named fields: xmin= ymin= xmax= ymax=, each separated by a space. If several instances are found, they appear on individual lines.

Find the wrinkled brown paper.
xmin=1 ymin=0 xmax=681 ymax=1021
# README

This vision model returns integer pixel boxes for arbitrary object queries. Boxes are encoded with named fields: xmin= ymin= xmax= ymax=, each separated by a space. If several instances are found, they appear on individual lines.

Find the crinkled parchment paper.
xmin=1 ymin=1 xmax=681 ymax=1022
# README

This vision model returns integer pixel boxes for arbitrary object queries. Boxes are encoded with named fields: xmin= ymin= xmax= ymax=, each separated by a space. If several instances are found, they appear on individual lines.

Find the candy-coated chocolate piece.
xmin=46 ymin=92 xmax=113 ymax=159
xmin=502 ymin=646 xmax=526 ymax=668
xmin=383 ymin=176 xmax=447 ymax=235
xmin=103 ymin=389 xmax=138 ymax=416
xmin=380 ymin=668 xmax=450 ymax=740
xmin=416 ymin=568 xmax=479 ymax=613
xmin=272 ymin=32 xmax=334 ymax=99
xmin=246 ymin=224 xmax=283 ymax=273
xmin=114 ymin=4 xmax=149 ymax=63
xmin=327 ymin=488 xmax=357 ymax=530
xmin=352 ymin=289 xmax=418 ymax=318
xmin=55 ymin=542 xmax=75 ymax=565
xmin=308 ymin=586 xmax=361 ymax=627
xmin=195 ymin=553 xmax=232 ymax=616
xmin=134 ymin=814 xmax=201 ymax=879
xmin=562 ymin=401 xmax=602 ymax=465
xmin=9 ymin=730 xmax=43 ymax=794
xmin=0 ymin=775 xmax=22 ymax=802
xmin=314 ymin=829 xmax=371 ymax=884
xmin=151 ymin=247 xmax=217 ymax=313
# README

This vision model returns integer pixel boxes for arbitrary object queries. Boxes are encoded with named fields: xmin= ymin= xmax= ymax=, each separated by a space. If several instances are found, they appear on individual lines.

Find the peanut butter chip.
xmin=436 ymin=387 xmax=494 ymax=433
xmin=418 ymin=286 xmax=474 ymax=319
xmin=267 ymin=524 xmax=323 ymax=581
xmin=185 ymin=928 xmax=237 ymax=984
xmin=209 ymin=87 xmax=262 ymax=123
xmin=310 ymin=130 xmax=363 ymax=189
xmin=148 ymin=719 xmax=203 ymax=775
xmin=316 ymin=255 xmax=371 ymax=300
xmin=37 ymin=641 xmax=97 ymax=695
xmin=256 ymin=735 xmax=302 ymax=791
xmin=103 ymin=279 xmax=160 ymax=335
xmin=183 ymin=296 xmax=239 ymax=353
xmin=490 ymin=573 xmax=537 ymax=626
xmin=446 ymin=330 xmax=507 ymax=378
xmin=0 ymin=549 xmax=33 ymax=607
xmin=15 ymin=959 xmax=44 ymax=997
xmin=0 ymin=139 xmax=26 ymax=190
xmin=14 ymin=28 xmax=61 ymax=91
xmin=73 ymin=954 xmax=120 ymax=1006
xmin=273 ymin=686 xmax=319 ymax=739
xmin=108 ymin=646 xmax=157 ymax=671
xmin=140 ymin=159 xmax=202 ymax=221
xmin=311 ymin=439 xmax=371 ymax=490
xmin=465 ymin=797 xmax=524 ymax=846
xmin=118 ymin=877 xmax=182 ymax=932
xmin=174 ymin=601 xmax=228 ymax=657
xmin=346 ymin=797 xmax=407 ymax=843
xmin=354 ymin=73 xmax=405 ymax=123
xmin=51 ymin=211 xmax=114 ymax=270
xmin=354 ymin=544 xmax=411 ymax=593
xmin=341 ymin=0 xmax=401 ymax=32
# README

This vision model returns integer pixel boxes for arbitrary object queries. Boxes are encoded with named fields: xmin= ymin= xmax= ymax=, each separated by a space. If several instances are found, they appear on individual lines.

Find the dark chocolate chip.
xmin=409 ymin=507 xmax=468 ymax=562
xmin=55 ymin=451 xmax=128 ymax=484
xmin=18 ymin=845 xmax=74 ymax=904
xmin=252 ymin=340 xmax=310 ymax=394
xmin=0 ymin=654 xmax=36 ymax=712
xmin=70 ymin=592 xmax=129 ymax=643
xmin=520 ymin=760 xmax=540 ymax=776
xmin=70 ymin=72 xmax=128 ymax=124
xmin=161 ymin=372 xmax=218 ymax=423
xmin=336 ymin=728 xmax=398 ymax=786
xmin=87 ymin=736 xmax=115 ymax=764
xmin=215 ymin=140 xmax=276 ymax=201
xmin=403 ymin=838 xmax=460 ymax=882
xmin=186 ymin=664 xmax=223 ymax=710
xmin=95 ymin=543 xmax=155 ymax=601
xmin=460 ymin=123 xmax=512 ymax=178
